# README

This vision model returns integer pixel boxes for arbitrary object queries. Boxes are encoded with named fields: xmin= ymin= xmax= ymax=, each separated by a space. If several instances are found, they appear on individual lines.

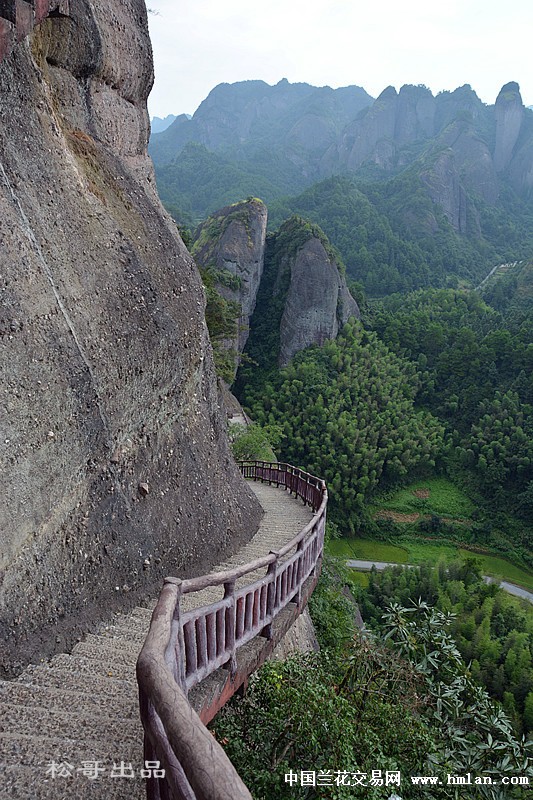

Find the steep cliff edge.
xmin=0 ymin=0 xmax=262 ymax=675
xmin=494 ymin=82 xmax=524 ymax=173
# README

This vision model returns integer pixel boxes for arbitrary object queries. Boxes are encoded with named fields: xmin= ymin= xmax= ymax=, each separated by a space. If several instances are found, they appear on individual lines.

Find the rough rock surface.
xmin=279 ymin=236 xmax=360 ymax=367
xmin=271 ymin=607 xmax=319 ymax=660
xmin=324 ymin=82 xmax=533 ymax=225
xmin=420 ymin=150 xmax=469 ymax=234
xmin=149 ymin=79 xmax=373 ymax=168
xmin=494 ymin=82 xmax=524 ymax=173
xmin=0 ymin=0 xmax=262 ymax=676
xmin=192 ymin=199 xmax=267 ymax=381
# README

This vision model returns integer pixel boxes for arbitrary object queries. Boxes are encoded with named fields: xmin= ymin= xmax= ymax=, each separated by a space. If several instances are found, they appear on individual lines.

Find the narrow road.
xmin=474 ymin=260 xmax=520 ymax=291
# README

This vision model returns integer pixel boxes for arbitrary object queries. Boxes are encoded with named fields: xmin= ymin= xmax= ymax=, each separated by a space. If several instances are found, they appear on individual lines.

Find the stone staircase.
xmin=0 ymin=482 xmax=314 ymax=799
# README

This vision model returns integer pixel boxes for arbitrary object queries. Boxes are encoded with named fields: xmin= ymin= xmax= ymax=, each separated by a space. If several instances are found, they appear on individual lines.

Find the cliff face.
xmin=258 ymin=216 xmax=360 ymax=367
xmin=149 ymin=79 xmax=373 ymax=167
xmin=0 ymin=0 xmax=261 ymax=674
xmin=493 ymin=82 xmax=533 ymax=196
xmin=192 ymin=199 xmax=268 ymax=382
xmin=323 ymin=82 xmax=533 ymax=228
xmin=275 ymin=224 xmax=360 ymax=367
xmin=494 ymin=82 xmax=524 ymax=173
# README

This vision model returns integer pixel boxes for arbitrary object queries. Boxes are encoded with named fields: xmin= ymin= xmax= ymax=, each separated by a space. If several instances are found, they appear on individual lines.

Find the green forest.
xmin=235 ymin=246 xmax=532 ymax=560
xmin=166 ymin=85 xmax=533 ymax=791
xmin=223 ymin=211 xmax=533 ymax=797
xmin=211 ymin=557 xmax=533 ymax=799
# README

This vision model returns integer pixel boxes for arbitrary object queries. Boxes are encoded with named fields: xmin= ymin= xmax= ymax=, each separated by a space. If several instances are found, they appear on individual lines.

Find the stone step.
xmin=16 ymin=665 xmax=136 ymax=699
xmin=0 ymin=703 xmax=141 ymax=744
xmin=1 ymin=765 xmax=145 ymax=800
xmin=0 ymin=480 xmax=314 ymax=800
xmin=71 ymin=640 xmax=141 ymax=667
xmin=47 ymin=654 xmax=135 ymax=682
xmin=97 ymin=624 xmax=148 ymax=645
xmin=115 ymin=607 xmax=153 ymax=623
xmin=0 ymin=730 xmax=141 ymax=767
xmin=0 ymin=681 xmax=138 ymax=719
xmin=75 ymin=633 xmax=143 ymax=657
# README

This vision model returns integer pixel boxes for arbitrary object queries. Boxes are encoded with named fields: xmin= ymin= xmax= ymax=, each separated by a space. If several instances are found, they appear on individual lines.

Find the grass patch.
xmin=402 ymin=540 xmax=458 ymax=564
xmin=348 ymin=571 xmax=370 ymax=589
xmin=326 ymin=538 xmax=409 ymax=563
xmin=371 ymin=477 xmax=475 ymax=520
xmin=458 ymin=549 xmax=533 ymax=592
xmin=328 ymin=537 xmax=533 ymax=593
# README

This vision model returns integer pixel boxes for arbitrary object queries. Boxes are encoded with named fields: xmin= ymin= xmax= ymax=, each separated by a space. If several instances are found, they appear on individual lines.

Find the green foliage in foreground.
xmin=212 ymin=564 xmax=532 ymax=799
xmin=358 ymin=560 xmax=533 ymax=737
xmin=241 ymin=320 xmax=445 ymax=530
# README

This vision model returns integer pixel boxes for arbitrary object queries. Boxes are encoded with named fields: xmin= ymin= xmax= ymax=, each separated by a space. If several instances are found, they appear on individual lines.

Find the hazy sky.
xmin=146 ymin=0 xmax=533 ymax=118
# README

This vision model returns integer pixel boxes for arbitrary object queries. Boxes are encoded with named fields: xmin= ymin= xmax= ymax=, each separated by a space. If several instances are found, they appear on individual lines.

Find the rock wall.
xmin=494 ymin=82 xmax=524 ymax=173
xmin=271 ymin=608 xmax=319 ymax=660
xmin=192 ymin=199 xmax=267 ymax=382
xmin=0 ymin=0 xmax=69 ymax=62
xmin=324 ymin=81 xmax=533 ymax=224
xmin=0 ymin=0 xmax=262 ymax=675
xmin=278 ymin=235 xmax=360 ymax=367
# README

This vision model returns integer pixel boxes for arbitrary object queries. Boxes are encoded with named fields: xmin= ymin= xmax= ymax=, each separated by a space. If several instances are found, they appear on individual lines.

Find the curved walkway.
xmin=0 ymin=481 xmax=313 ymax=799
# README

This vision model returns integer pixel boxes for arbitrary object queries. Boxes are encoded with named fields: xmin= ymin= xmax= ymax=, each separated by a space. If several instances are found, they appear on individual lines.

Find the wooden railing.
xmin=136 ymin=461 xmax=327 ymax=800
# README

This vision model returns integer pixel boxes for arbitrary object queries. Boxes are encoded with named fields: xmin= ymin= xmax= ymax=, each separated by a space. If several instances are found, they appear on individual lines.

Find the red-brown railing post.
xmin=223 ymin=579 xmax=237 ymax=677
xmin=164 ymin=577 xmax=186 ymax=691
xmin=261 ymin=550 xmax=280 ymax=640
xmin=293 ymin=539 xmax=304 ymax=609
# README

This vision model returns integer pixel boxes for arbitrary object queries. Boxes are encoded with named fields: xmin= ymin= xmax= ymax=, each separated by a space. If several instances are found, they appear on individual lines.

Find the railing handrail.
xmin=137 ymin=580 xmax=253 ymax=800
xmin=137 ymin=461 xmax=327 ymax=800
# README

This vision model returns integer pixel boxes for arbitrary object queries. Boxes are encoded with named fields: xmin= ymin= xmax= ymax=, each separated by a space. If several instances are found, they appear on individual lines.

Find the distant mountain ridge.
xmin=151 ymin=78 xmax=533 ymax=294
xmin=150 ymin=78 xmax=373 ymax=166
xmin=150 ymin=113 xmax=177 ymax=133
xmin=151 ymin=79 xmax=533 ymax=211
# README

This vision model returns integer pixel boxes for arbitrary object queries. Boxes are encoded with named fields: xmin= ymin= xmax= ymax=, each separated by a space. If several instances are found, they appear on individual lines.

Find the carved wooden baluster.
xmin=293 ymin=539 xmax=304 ymax=609
xmin=235 ymin=595 xmax=245 ymax=641
xmin=244 ymin=591 xmax=254 ymax=634
xmin=206 ymin=611 xmax=217 ymax=666
xmin=166 ymin=577 xmax=186 ymax=690
xmin=261 ymin=551 xmax=279 ymax=640
xmin=196 ymin=615 xmax=208 ymax=672
xmin=216 ymin=607 xmax=225 ymax=658
xmin=184 ymin=620 xmax=197 ymax=681
xmin=223 ymin=579 xmax=237 ymax=677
